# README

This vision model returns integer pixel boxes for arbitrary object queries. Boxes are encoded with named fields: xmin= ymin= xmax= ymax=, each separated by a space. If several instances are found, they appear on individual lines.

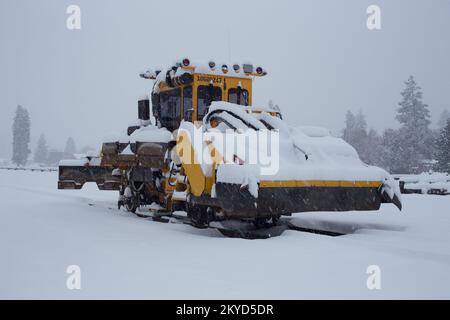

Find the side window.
xmin=159 ymin=88 xmax=181 ymax=131
xmin=228 ymin=88 xmax=249 ymax=106
xmin=197 ymin=86 xmax=222 ymax=121
xmin=183 ymin=86 xmax=193 ymax=121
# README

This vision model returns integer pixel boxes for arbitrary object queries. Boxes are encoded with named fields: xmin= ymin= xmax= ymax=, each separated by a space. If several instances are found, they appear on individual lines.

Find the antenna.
xmin=227 ymin=29 xmax=232 ymax=61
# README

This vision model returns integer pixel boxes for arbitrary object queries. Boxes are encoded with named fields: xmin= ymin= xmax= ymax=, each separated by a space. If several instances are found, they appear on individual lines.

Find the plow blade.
xmin=58 ymin=165 xmax=120 ymax=191
xmin=380 ymin=187 xmax=402 ymax=211
xmin=215 ymin=181 xmax=399 ymax=219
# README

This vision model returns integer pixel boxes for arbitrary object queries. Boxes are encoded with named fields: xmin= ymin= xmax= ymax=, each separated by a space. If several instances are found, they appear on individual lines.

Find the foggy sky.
xmin=1 ymin=0 xmax=449 ymax=159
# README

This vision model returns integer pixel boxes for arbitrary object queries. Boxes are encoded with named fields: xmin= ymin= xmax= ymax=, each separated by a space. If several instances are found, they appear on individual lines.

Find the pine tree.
xmin=394 ymin=76 xmax=433 ymax=173
xmin=380 ymin=128 xmax=403 ymax=172
xmin=396 ymin=76 xmax=431 ymax=128
xmin=342 ymin=110 xmax=356 ymax=142
xmin=438 ymin=109 xmax=450 ymax=129
xmin=435 ymin=119 xmax=450 ymax=173
xmin=342 ymin=110 xmax=371 ymax=163
xmin=34 ymin=134 xmax=49 ymax=164
xmin=64 ymin=137 xmax=77 ymax=154
xmin=365 ymin=128 xmax=385 ymax=167
xmin=12 ymin=105 xmax=31 ymax=166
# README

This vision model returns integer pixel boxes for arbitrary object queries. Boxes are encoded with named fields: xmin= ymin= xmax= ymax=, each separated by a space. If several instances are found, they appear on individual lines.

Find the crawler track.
xmin=138 ymin=210 xmax=344 ymax=239
xmin=86 ymin=202 xmax=346 ymax=239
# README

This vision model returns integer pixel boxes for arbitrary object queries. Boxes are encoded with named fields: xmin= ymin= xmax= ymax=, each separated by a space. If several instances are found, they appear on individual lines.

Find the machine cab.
xmin=141 ymin=59 xmax=267 ymax=132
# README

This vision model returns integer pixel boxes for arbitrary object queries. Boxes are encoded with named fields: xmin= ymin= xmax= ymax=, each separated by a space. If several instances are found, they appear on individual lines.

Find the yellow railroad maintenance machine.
xmin=58 ymin=58 xmax=401 ymax=238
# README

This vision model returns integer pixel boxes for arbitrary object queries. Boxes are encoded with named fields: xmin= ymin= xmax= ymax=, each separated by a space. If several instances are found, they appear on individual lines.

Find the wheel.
xmin=271 ymin=215 xmax=280 ymax=226
xmin=253 ymin=218 xmax=267 ymax=229
xmin=125 ymin=195 xmax=139 ymax=213
xmin=187 ymin=203 xmax=209 ymax=229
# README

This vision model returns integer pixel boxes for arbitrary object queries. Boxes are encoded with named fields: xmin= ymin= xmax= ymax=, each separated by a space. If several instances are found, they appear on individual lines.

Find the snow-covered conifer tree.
xmin=437 ymin=109 xmax=450 ymax=129
xmin=64 ymin=137 xmax=77 ymax=154
xmin=394 ymin=76 xmax=433 ymax=173
xmin=342 ymin=110 xmax=373 ymax=164
xmin=11 ymin=105 xmax=31 ymax=166
xmin=435 ymin=119 xmax=450 ymax=173
xmin=34 ymin=134 xmax=49 ymax=164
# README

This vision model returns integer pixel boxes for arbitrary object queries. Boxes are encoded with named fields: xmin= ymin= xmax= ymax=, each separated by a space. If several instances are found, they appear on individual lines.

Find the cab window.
xmin=197 ymin=86 xmax=222 ymax=121
xmin=159 ymin=88 xmax=181 ymax=131
xmin=183 ymin=86 xmax=193 ymax=121
xmin=228 ymin=88 xmax=249 ymax=106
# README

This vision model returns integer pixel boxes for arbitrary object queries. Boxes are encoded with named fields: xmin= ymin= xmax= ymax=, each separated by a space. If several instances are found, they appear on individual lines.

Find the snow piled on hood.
xmin=191 ymin=102 xmax=397 ymax=197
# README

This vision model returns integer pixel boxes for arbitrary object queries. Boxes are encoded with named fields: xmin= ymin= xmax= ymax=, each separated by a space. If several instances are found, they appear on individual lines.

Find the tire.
xmin=187 ymin=203 xmax=209 ymax=229
xmin=125 ymin=196 xmax=139 ymax=214
xmin=253 ymin=218 xmax=267 ymax=229
xmin=271 ymin=216 xmax=280 ymax=226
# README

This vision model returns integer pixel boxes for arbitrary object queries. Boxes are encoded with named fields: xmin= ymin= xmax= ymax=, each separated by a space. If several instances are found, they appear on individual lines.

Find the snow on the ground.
xmin=1 ymin=170 xmax=450 ymax=299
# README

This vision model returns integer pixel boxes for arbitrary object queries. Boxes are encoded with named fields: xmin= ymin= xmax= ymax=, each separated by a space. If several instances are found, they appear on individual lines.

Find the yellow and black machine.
xmin=58 ymin=58 xmax=401 ymax=237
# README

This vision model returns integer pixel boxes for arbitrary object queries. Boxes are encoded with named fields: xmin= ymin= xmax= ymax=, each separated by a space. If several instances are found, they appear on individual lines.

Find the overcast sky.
xmin=1 ymin=0 xmax=449 ymax=159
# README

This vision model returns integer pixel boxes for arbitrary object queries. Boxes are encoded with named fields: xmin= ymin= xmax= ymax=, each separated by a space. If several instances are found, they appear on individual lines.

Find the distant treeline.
xmin=340 ymin=76 xmax=450 ymax=174
xmin=11 ymin=106 xmax=93 ymax=167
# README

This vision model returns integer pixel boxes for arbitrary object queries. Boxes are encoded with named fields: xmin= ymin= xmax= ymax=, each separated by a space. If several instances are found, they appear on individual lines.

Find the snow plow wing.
xmin=58 ymin=129 xmax=172 ymax=191
xmin=213 ymin=180 xmax=401 ymax=219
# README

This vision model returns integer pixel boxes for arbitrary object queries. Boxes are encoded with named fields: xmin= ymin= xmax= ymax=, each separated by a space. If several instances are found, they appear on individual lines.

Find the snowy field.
xmin=1 ymin=170 xmax=450 ymax=299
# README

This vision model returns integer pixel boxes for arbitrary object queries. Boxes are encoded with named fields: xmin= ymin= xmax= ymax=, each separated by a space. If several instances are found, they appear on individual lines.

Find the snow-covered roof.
xmin=185 ymin=60 xmax=259 ymax=78
xmin=143 ymin=59 xmax=267 ymax=83
xmin=145 ymin=59 xmax=267 ymax=94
